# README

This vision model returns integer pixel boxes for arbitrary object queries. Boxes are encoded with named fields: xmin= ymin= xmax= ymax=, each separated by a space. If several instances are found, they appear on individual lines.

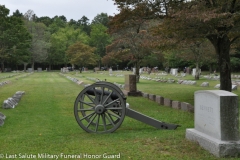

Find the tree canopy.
xmin=0 ymin=5 xmax=31 ymax=71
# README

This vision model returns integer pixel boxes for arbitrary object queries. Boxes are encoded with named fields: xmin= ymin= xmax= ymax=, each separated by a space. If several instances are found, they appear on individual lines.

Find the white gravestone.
xmin=192 ymin=68 xmax=201 ymax=76
xmin=186 ymin=90 xmax=240 ymax=157
xmin=192 ymin=68 xmax=196 ymax=76
xmin=133 ymin=68 xmax=136 ymax=74
xmin=139 ymin=68 xmax=143 ymax=74
xmin=171 ymin=68 xmax=178 ymax=75
xmin=109 ymin=68 xmax=113 ymax=74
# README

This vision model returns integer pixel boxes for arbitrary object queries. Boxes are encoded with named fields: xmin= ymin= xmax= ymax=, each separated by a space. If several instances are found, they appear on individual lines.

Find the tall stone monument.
xmin=123 ymin=75 xmax=142 ymax=96
xmin=186 ymin=90 xmax=240 ymax=157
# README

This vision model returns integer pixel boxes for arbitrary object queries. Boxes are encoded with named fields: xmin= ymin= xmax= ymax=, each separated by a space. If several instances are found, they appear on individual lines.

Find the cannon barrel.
xmin=86 ymin=88 xmax=122 ymax=100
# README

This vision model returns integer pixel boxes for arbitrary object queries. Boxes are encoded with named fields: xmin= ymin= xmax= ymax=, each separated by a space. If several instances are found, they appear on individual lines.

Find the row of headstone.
xmin=109 ymin=73 xmax=124 ymax=77
xmin=113 ymin=82 xmax=125 ymax=89
xmin=15 ymin=73 xmax=33 ymax=80
xmin=0 ymin=112 xmax=6 ymax=126
xmin=232 ymin=81 xmax=240 ymax=86
xmin=203 ymin=75 xmax=220 ymax=80
xmin=231 ymin=74 xmax=240 ymax=79
xmin=59 ymin=73 xmax=84 ymax=85
xmin=214 ymin=84 xmax=237 ymax=90
xmin=155 ymin=72 xmax=168 ymax=76
xmin=2 ymin=91 xmax=25 ymax=109
xmin=0 ymin=81 xmax=11 ymax=87
xmin=178 ymin=80 xmax=197 ymax=85
xmin=141 ymin=92 xmax=194 ymax=113
xmin=0 ymin=73 xmax=21 ymax=79
xmin=141 ymin=75 xmax=199 ymax=86
xmin=86 ymin=77 xmax=101 ymax=82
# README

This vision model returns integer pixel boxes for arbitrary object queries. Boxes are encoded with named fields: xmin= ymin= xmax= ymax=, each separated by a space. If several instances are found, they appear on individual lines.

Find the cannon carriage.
xmin=74 ymin=82 xmax=180 ymax=133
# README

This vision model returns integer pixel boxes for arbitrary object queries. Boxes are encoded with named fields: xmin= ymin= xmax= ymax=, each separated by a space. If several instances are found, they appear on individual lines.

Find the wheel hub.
xmin=95 ymin=105 xmax=105 ymax=114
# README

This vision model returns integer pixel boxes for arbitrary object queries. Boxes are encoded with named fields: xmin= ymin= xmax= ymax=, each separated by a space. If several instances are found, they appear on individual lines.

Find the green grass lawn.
xmin=0 ymin=71 xmax=239 ymax=160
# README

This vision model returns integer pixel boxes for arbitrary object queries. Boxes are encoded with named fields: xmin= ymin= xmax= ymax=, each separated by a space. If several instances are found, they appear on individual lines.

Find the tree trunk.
xmin=208 ymin=34 xmax=231 ymax=91
xmin=23 ymin=62 xmax=28 ymax=72
xmin=209 ymin=63 xmax=213 ymax=73
xmin=195 ymin=62 xmax=200 ymax=80
xmin=49 ymin=64 xmax=51 ymax=71
xmin=31 ymin=61 xmax=35 ymax=70
xmin=1 ymin=61 xmax=4 ymax=72
xmin=135 ymin=63 xmax=140 ymax=83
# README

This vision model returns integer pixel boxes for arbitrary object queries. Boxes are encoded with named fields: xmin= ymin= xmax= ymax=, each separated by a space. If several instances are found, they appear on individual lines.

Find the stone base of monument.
xmin=122 ymin=90 xmax=142 ymax=96
xmin=186 ymin=129 xmax=240 ymax=157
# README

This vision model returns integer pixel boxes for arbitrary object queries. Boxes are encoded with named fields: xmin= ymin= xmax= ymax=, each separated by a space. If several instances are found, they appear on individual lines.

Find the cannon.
xmin=74 ymin=82 xmax=180 ymax=133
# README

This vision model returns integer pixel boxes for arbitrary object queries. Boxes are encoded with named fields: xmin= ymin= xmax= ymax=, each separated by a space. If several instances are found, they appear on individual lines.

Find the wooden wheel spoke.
xmin=104 ymin=98 xmax=120 ymax=108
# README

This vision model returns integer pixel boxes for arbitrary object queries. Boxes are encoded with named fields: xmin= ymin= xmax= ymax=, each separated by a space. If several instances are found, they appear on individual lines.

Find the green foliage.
xmin=35 ymin=16 xmax=53 ymax=27
xmin=49 ymin=25 xmax=90 ymax=66
xmin=162 ymin=51 xmax=191 ymax=68
xmin=66 ymin=41 xmax=97 ymax=67
xmin=78 ymin=16 xmax=91 ymax=35
xmin=24 ymin=13 xmax=51 ymax=67
xmin=141 ymin=53 xmax=163 ymax=67
xmin=91 ymin=13 xmax=110 ymax=27
xmin=0 ymin=5 xmax=31 ymax=70
xmin=48 ymin=17 xmax=66 ymax=34
xmin=89 ymin=24 xmax=111 ymax=57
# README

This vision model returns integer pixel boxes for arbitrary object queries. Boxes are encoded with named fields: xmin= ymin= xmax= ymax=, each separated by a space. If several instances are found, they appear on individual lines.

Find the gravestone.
xmin=0 ymin=112 xmax=6 ymax=120
xmin=133 ymin=68 xmax=136 ymax=74
xmin=2 ymin=100 xmax=15 ymax=109
xmin=0 ymin=119 xmax=4 ymax=126
xmin=171 ymin=68 xmax=178 ymax=75
xmin=109 ymin=68 xmax=113 ymax=74
xmin=139 ymin=68 xmax=143 ymax=74
xmin=192 ymin=68 xmax=196 ymax=76
xmin=123 ymin=75 xmax=142 ymax=96
xmin=7 ymin=98 xmax=18 ymax=106
xmin=186 ymin=90 xmax=240 ymax=157
xmin=200 ymin=82 xmax=209 ymax=87
xmin=37 ymin=68 xmax=42 ymax=72
xmin=27 ymin=68 xmax=33 ymax=72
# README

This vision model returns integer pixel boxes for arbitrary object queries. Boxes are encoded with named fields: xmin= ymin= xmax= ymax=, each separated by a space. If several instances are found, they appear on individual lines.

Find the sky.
xmin=1 ymin=0 xmax=119 ymax=22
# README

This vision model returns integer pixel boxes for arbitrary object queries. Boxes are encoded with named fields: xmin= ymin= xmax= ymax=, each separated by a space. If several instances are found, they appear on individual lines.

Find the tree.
xmin=66 ymin=42 xmax=97 ymax=72
xmin=89 ymin=23 xmax=112 ymax=68
xmin=35 ymin=16 xmax=53 ymax=27
xmin=113 ymin=0 xmax=240 ymax=91
xmin=0 ymin=5 xmax=31 ymax=72
xmin=77 ymin=16 xmax=91 ymax=35
xmin=24 ymin=10 xmax=51 ymax=69
xmin=172 ymin=39 xmax=217 ymax=80
xmin=48 ymin=17 xmax=66 ymax=34
xmin=152 ymin=0 xmax=240 ymax=91
xmin=12 ymin=9 xmax=23 ymax=18
xmin=107 ymin=2 xmax=158 ymax=82
xmin=91 ymin=13 xmax=110 ymax=27
xmin=48 ymin=25 xmax=89 ymax=69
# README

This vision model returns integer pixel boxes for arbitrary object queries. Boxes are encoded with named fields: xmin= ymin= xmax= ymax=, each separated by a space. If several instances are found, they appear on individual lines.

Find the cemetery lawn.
xmin=0 ymin=71 xmax=239 ymax=160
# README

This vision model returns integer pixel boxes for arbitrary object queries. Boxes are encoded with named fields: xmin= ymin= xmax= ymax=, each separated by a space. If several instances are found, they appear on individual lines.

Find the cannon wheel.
xmin=74 ymin=82 xmax=126 ymax=133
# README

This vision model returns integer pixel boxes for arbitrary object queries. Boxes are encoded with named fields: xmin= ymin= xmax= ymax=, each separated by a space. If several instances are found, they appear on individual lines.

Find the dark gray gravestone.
xmin=2 ymin=100 xmax=15 ymax=109
xmin=0 ymin=112 xmax=6 ymax=120
xmin=0 ymin=119 xmax=4 ymax=126
xmin=123 ymin=75 xmax=142 ymax=96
